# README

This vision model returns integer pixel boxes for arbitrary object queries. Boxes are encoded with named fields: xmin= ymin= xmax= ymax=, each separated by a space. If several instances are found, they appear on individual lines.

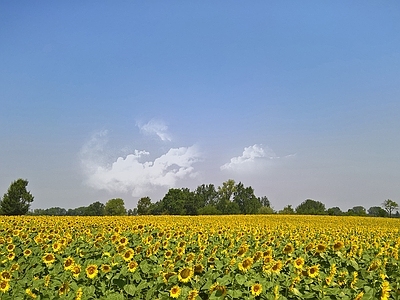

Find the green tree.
xmin=86 ymin=201 xmax=105 ymax=216
xmin=194 ymin=184 xmax=219 ymax=207
xmin=256 ymin=206 xmax=275 ymax=214
xmin=258 ymin=196 xmax=271 ymax=207
xmin=279 ymin=205 xmax=295 ymax=214
xmin=327 ymin=207 xmax=343 ymax=216
xmin=382 ymin=199 xmax=399 ymax=217
xmin=347 ymin=206 xmax=366 ymax=216
xmin=104 ymin=198 xmax=126 ymax=216
xmin=368 ymin=206 xmax=388 ymax=217
xmin=216 ymin=179 xmax=236 ymax=214
xmin=66 ymin=206 xmax=88 ymax=216
xmin=197 ymin=205 xmax=221 ymax=215
xmin=160 ymin=188 xmax=194 ymax=215
xmin=233 ymin=182 xmax=261 ymax=214
xmin=136 ymin=197 xmax=152 ymax=215
xmin=0 ymin=179 xmax=34 ymax=215
xmin=296 ymin=199 xmax=326 ymax=215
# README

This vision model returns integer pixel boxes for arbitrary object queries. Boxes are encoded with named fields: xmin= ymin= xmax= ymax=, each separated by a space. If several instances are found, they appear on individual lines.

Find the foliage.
xmin=327 ymin=207 xmax=343 ymax=216
xmin=86 ymin=201 xmax=105 ymax=216
xmin=368 ymin=206 xmax=388 ymax=217
xmin=136 ymin=197 xmax=152 ymax=215
xmin=347 ymin=206 xmax=367 ymax=216
xmin=256 ymin=206 xmax=275 ymax=214
xmin=279 ymin=205 xmax=295 ymax=214
xmin=1 ymin=215 xmax=400 ymax=299
xmin=296 ymin=199 xmax=326 ymax=215
xmin=0 ymin=179 xmax=34 ymax=215
xmin=104 ymin=198 xmax=127 ymax=216
xmin=382 ymin=199 xmax=399 ymax=217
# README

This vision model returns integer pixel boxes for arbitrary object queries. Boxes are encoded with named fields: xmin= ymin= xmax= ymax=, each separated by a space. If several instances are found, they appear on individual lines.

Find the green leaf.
xmin=235 ymin=273 xmax=246 ymax=285
xmin=124 ymin=284 xmax=136 ymax=296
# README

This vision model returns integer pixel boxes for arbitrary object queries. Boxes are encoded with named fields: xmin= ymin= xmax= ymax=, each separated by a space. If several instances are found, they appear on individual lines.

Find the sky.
xmin=1 ymin=1 xmax=400 ymax=212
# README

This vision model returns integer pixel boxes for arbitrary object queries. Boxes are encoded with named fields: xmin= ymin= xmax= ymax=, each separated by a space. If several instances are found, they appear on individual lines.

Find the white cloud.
xmin=137 ymin=119 xmax=171 ymax=141
xmin=220 ymin=144 xmax=278 ymax=171
xmin=80 ymin=131 xmax=200 ymax=197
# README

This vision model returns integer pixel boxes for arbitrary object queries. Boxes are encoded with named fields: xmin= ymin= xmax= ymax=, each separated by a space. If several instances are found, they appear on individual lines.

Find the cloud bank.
xmin=220 ymin=144 xmax=280 ymax=172
xmin=80 ymin=131 xmax=199 ymax=197
xmin=137 ymin=119 xmax=172 ymax=141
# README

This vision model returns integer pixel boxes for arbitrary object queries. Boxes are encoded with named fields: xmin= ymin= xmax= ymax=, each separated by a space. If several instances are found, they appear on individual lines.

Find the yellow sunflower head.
xmin=127 ymin=260 xmax=138 ymax=273
xmin=178 ymin=267 xmax=194 ymax=283
xmin=251 ymin=283 xmax=263 ymax=297
xmin=0 ymin=280 xmax=10 ymax=293
xmin=43 ymin=253 xmax=56 ymax=265
xmin=85 ymin=264 xmax=98 ymax=279
xmin=169 ymin=285 xmax=181 ymax=299
xmin=308 ymin=265 xmax=319 ymax=278
xmin=293 ymin=257 xmax=305 ymax=269
xmin=101 ymin=264 xmax=112 ymax=273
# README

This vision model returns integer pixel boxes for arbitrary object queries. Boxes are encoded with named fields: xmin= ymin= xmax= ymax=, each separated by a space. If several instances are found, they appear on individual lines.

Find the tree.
xmin=295 ymin=199 xmax=326 ymax=215
xmin=137 ymin=197 xmax=152 ymax=215
xmin=216 ymin=179 xmax=236 ymax=214
xmin=368 ymin=206 xmax=388 ymax=217
xmin=347 ymin=206 xmax=366 ymax=216
xmin=257 ymin=206 xmax=275 ymax=214
xmin=0 ymin=179 xmax=34 ymax=215
xmin=233 ymin=182 xmax=261 ymax=214
xmin=258 ymin=196 xmax=271 ymax=208
xmin=279 ymin=205 xmax=295 ymax=214
xmin=194 ymin=184 xmax=219 ymax=207
xmin=104 ymin=198 xmax=126 ymax=216
xmin=382 ymin=199 xmax=399 ymax=217
xmin=327 ymin=207 xmax=343 ymax=216
xmin=86 ymin=201 xmax=105 ymax=216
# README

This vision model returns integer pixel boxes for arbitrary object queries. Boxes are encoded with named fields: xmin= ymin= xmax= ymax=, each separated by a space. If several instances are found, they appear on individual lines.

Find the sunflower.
xmin=283 ymin=243 xmax=294 ymax=254
xmin=253 ymin=251 xmax=263 ymax=262
xmin=85 ymin=264 xmax=98 ymax=279
xmin=7 ymin=252 xmax=15 ymax=261
xmin=0 ymin=280 xmax=10 ymax=293
xmin=122 ymin=248 xmax=135 ymax=262
xmin=119 ymin=236 xmax=129 ymax=246
xmin=26 ymin=288 xmax=37 ymax=299
xmin=43 ymin=253 xmax=56 ymax=265
xmin=187 ymin=289 xmax=199 ymax=300
xmin=333 ymin=241 xmax=344 ymax=251
xmin=58 ymin=282 xmax=70 ymax=296
xmin=236 ymin=244 xmax=249 ymax=257
xmin=127 ymin=261 xmax=138 ymax=272
xmin=6 ymin=244 xmax=15 ymax=252
xmin=209 ymin=283 xmax=227 ymax=296
xmin=381 ymin=281 xmax=391 ymax=300
xmin=185 ymin=252 xmax=196 ymax=263
xmin=63 ymin=257 xmax=75 ymax=271
xmin=101 ymin=264 xmax=111 ymax=273
xmin=194 ymin=264 xmax=204 ymax=274
xmin=75 ymin=288 xmax=83 ymax=300
xmin=238 ymin=257 xmax=253 ymax=272
xmin=52 ymin=242 xmax=62 ymax=252
xmin=23 ymin=249 xmax=32 ymax=257
xmin=178 ymin=267 xmax=194 ymax=283
xmin=71 ymin=265 xmax=81 ymax=278
xmin=308 ymin=265 xmax=319 ymax=278
xmin=315 ymin=244 xmax=327 ymax=253
xmin=170 ymin=285 xmax=181 ymax=299
xmin=271 ymin=260 xmax=283 ymax=274
xmin=162 ymin=271 xmax=176 ymax=284
xmin=293 ymin=257 xmax=305 ymax=269
xmin=0 ymin=271 xmax=11 ymax=281
xmin=251 ymin=283 xmax=263 ymax=297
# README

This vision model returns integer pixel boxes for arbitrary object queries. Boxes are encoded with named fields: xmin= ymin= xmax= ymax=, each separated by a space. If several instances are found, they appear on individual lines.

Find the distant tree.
xmin=67 ymin=206 xmax=88 ymax=216
xmin=256 ymin=206 xmax=275 ymax=214
xmin=258 ymin=196 xmax=271 ymax=208
xmin=86 ymin=201 xmax=105 ymax=216
xmin=0 ymin=179 xmax=34 ymax=215
xmin=194 ymin=184 xmax=219 ymax=207
xmin=197 ymin=205 xmax=221 ymax=215
xmin=160 ymin=188 xmax=190 ymax=215
xmin=368 ymin=206 xmax=388 ymax=217
xmin=347 ymin=206 xmax=366 ymax=216
xmin=104 ymin=198 xmax=126 ymax=216
xmin=127 ymin=208 xmax=137 ymax=216
xmin=382 ymin=199 xmax=399 ymax=217
xmin=45 ymin=207 xmax=67 ymax=216
xmin=295 ymin=199 xmax=326 ymax=215
xmin=137 ymin=197 xmax=152 ymax=215
xmin=216 ymin=179 xmax=236 ymax=214
xmin=327 ymin=207 xmax=343 ymax=216
xmin=279 ymin=205 xmax=295 ymax=214
xmin=233 ymin=182 xmax=261 ymax=214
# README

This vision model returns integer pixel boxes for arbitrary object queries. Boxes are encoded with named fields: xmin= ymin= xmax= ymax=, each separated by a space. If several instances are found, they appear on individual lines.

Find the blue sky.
xmin=1 ymin=1 xmax=399 ymax=211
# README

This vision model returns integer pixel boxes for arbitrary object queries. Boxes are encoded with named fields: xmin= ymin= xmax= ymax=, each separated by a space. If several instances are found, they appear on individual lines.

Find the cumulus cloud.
xmin=80 ymin=131 xmax=200 ymax=197
xmin=220 ymin=144 xmax=279 ymax=172
xmin=137 ymin=119 xmax=171 ymax=141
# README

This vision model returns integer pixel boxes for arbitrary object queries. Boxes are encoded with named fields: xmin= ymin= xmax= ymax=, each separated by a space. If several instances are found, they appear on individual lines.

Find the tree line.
xmin=1 ymin=178 xmax=399 ymax=217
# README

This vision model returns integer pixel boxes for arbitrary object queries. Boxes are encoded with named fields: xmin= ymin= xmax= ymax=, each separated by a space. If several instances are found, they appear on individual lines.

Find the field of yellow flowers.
xmin=0 ymin=215 xmax=400 ymax=300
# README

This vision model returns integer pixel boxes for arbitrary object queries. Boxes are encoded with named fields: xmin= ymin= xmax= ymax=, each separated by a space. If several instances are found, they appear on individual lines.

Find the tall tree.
xmin=368 ymin=206 xmax=388 ymax=217
xmin=194 ymin=184 xmax=219 ymax=208
xmin=104 ymin=198 xmax=126 ymax=216
xmin=295 ymin=199 xmax=326 ymax=215
xmin=86 ymin=201 xmax=105 ymax=216
xmin=137 ymin=197 xmax=152 ymax=215
xmin=0 ymin=179 xmax=34 ymax=215
xmin=382 ymin=199 xmax=399 ymax=217
xmin=233 ymin=182 xmax=261 ymax=214
xmin=216 ymin=179 xmax=236 ymax=214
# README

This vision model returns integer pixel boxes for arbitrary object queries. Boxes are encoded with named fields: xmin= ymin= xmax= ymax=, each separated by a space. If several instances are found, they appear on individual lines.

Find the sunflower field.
xmin=0 ymin=215 xmax=400 ymax=300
